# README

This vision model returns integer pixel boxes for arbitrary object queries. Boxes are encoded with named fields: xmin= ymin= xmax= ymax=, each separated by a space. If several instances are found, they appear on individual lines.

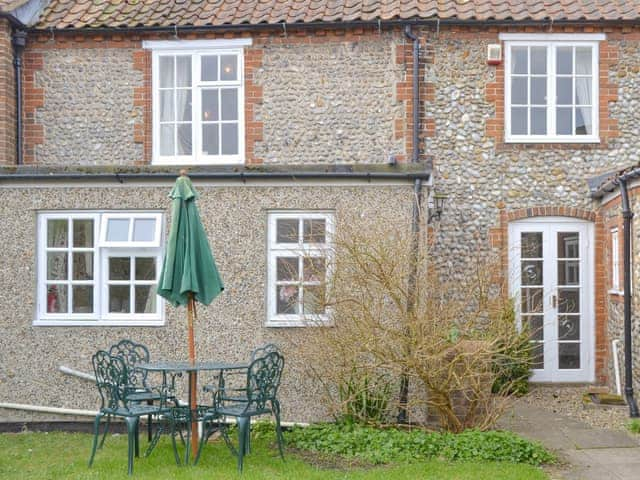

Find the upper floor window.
xmin=500 ymin=34 xmax=603 ymax=143
xmin=611 ymin=227 xmax=620 ymax=292
xmin=36 ymin=211 xmax=164 ymax=326
xmin=145 ymin=39 xmax=252 ymax=165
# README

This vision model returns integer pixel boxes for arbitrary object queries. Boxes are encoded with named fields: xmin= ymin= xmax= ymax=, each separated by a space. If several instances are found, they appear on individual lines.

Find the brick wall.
xmin=0 ymin=18 xmax=15 ymax=165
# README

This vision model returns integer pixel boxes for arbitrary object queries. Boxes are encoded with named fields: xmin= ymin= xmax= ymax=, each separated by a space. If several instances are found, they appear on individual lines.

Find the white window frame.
xmin=145 ymin=39 xmax=251 ymax=166
xmin=36 ymin=211 xmax=165 ymax=327
xmin=610 ymin=227 xmax=621 ymax=293
xmin=100 ymin=213 xmax=163 ymax=247
xmin=501 ymin=34 xmax=602 ymax=143
xmin=266 ymin=211 xmax=335 ymax=327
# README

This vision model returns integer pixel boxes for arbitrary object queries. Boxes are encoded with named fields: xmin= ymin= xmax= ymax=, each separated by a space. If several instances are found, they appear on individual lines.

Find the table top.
xmin=137 ymin=360 xmax=249 ymax=372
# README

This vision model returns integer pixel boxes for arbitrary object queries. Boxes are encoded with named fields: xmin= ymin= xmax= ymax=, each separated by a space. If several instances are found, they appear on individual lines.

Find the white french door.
xmin=509 ymin=218 xmax=594 ymax=382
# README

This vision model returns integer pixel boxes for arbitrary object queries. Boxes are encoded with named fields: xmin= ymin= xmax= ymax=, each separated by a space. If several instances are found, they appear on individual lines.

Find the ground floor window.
xmin=266 ymin=211 xmax=334 ymax=327
xmin=36 ymin=211 xmax=164 ymax=326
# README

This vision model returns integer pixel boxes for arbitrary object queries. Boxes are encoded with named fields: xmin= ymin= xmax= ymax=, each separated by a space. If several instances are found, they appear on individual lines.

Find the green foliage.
xmin=286 ymin=423 xmax=554 ymax=466
xmin=337 ymin=369 xmax=393 ymax=425
xmin=492 ymin=300 xmax=532 ymax=396
xmin=627 ymin=419 xmax=640 ymax=434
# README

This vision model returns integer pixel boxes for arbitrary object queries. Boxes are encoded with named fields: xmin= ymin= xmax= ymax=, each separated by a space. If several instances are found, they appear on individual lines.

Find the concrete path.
xmin=499 ymin=404 xmax=640 ymax=479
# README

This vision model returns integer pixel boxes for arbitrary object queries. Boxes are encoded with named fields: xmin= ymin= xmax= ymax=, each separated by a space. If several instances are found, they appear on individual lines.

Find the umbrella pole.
xmin=187 ymin=293 xmax=198 ymax=459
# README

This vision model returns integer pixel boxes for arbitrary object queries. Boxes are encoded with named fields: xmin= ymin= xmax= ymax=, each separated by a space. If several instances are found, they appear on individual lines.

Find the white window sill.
xmin=153 ymin=157 xmax=245 ymax=166
xmin=504 ymin=136 xmax=601 ymax=144
xmin=608 ymin=290 xmax=625 ymax=296
xmin=34 ymin=319 xmax=166 ymax=327
xmin=266 ymin=317 xmax=332 ymax=328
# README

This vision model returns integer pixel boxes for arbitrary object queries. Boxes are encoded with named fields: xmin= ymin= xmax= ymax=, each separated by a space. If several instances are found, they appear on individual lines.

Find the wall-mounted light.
xmin=428 ymin=191 xmax=447 ymax=223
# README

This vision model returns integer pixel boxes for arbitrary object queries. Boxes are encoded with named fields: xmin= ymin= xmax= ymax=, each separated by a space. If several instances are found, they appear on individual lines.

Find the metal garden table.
xmin=137 ymin=360 xmax=248 ymax=463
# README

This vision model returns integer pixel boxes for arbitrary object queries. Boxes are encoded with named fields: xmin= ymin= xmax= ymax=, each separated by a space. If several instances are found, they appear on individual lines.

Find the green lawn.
xmin=0 ymin=431 xmax=549 ymax=479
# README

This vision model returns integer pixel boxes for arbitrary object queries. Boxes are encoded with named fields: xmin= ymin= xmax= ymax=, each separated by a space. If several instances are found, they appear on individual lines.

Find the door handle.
xmin=551 ymin=294 xmax=557 ymax=308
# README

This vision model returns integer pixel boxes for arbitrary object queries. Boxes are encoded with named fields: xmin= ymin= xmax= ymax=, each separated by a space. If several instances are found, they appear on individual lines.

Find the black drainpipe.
xmin=397 ymin=24 xmax=422 ymax=425
xmin=618 ymin=179 xmax=640 ymax=417
xmin=12 ymin=29 xmax=26 ymax=165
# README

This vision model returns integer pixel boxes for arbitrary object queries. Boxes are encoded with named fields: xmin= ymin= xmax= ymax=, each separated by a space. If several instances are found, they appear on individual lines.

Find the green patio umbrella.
xmin=157 ymin=170 xmax=224 ymax=456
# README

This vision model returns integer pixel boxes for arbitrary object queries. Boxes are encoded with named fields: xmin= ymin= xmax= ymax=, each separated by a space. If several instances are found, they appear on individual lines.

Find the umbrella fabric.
xmin=157 ymin=175 xmax=224 ymax=307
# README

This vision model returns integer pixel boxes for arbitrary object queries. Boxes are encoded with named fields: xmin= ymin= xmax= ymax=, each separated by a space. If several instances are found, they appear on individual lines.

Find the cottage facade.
xmin=0 ymin=1 xmax=639 ymax=423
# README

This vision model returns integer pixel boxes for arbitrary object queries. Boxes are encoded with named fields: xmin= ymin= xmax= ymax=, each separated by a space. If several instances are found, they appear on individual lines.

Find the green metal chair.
xmin=88 ymin=351 xmax=179 ymax=475
xmin=196 ymin=351 xmax=285 ymax=472
xmin=250 ymin=343 xmax=280 ymax=361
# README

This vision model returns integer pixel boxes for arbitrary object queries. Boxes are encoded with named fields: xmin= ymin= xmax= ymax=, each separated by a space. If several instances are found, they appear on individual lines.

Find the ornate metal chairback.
xmin=250 ymin=343 xmax=280 ymax=362
xmin=108 ymin=339 xmax=150 ymax=389
xmin=92 ymin=350 xmax=128 ymax=412
xmin=245 ymin=351 xmax=285 ymax=411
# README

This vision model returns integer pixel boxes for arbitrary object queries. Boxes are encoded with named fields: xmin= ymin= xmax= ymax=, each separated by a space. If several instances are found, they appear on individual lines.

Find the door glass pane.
xmin=521 ymin=260 xmax=543 ymax=285
xmin=531 ymin=108 xmax=546 ymax=135
xmin=530 ymin=77 xmax=546 ymax=104
xmin=159 ymin=56 xmax=174 ymax=88
xmin=277 ymin=285 xmax=298 ymax=314
xmin=511 ymin=47 xmax=528 ymax=74
xmin=221 ymin=123 xmax=238 ymax=155
xmin=47 ymin=219 xmax=68 ymax=247
xmin=303 ymin=219 xmax=326 ymax=243
xmin=72 ymin=252 xmax=93 ymax=280
xmin=556 ymin=107 xmax=572 ymax=135
xmin=556 ymin=77 xmax=572 ymax=105
xmin=558 ymin=232 xmax=579 ymax=258
xmin=72 ymin=285 xmax=93 ymax=313
xmin=135 ymin=286 xmax=157 ymax=314
xmin=201 ymin=55 xmax=218 ymax=81
xmin=558 ymin=260 xmax=579 ymax=285
xmin=575 ymin=107 xmax=592 ymax=135
xmin=135 ymin=257 xmax=156 ymax=280
xmin=276 ymin=257 xmax=298 ymax=281
xmin=109 ymin=257 xmax=130 ymax=281
xmin=576 ymin=47 xmax=592 ymax=74
xmin=47 ymin=252 xmax=68 ymax=280
xmin=276 ymin=219 xmax=298 ymax=243
xmin=558 ymin=288 xmax=580 ymax=313
xmin=47 ymin=285 xmax=68 ymax=313
xmin=558 ymin=315 xmax=580 ymax=340
xmin=574 ymin=78 xmax=592 ymax=105
xmin=531 ymin=343 xmax=544 ymax=369
xmin=521 ymin=287 xmax=543 ymax=313
xmin=175 ymin=56 xmax=192 ymax=87
xmin=73 ymin=220 xmax=93 ymax=248
xmin=559 ymin=343 xmax=580 ymax=369
xmin=556 ymin=47 xmax=573 ymax=74
xmin=526 ymin=315 xmax=544 ymax=341
xmin=202 ymin=124 xmax=219 ymax=155
xmin=106 ymin=218 xmax=129 ymax=242
xmin=521 ymin=232 xmax=542 ymax=258
xmin=133 ymin=219 xmax=156 ymax=242
xmin=531 ymin=47 xmax=546 ymax=74
xmin=511 ymin=107 xmax=527 ymax=135
xmin=511 ymin=77 xmax=528 ymax=104
xmin=109 ymin=286 xmax=131 ymax=313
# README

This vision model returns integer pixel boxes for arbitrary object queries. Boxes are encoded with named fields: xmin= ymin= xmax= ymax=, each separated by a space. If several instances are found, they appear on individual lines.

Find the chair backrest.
xmin=250 ymin=343 xmax=280 ymax=362
xmin=245 ymin=351 xmax=285 ymax=411
xmin=108 ymin=339 xmax=150 ymax=389
xmin=92 ymin=350 xmax=128 ymax=412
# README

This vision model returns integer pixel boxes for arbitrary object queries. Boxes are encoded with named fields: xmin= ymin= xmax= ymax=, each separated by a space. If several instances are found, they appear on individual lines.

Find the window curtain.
xmin=175 ymin=62 xmax=192 ymax=155
xmin=574 ymin=49 xmax=592 ymax=135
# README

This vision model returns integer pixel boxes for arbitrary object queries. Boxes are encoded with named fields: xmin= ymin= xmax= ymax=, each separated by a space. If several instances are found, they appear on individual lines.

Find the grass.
xmin=627 ymin=419 xmax=640 ymax=434
xmin=0 ymin=431 xmax=549 ymax=480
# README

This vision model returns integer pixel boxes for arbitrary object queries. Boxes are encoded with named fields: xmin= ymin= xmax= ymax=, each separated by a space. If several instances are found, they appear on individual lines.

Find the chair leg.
xmin=134 ymin=418 xmax=140 ymax=458
xmin=194 ymin=416 xmax=213 ymax=466
xmin=98 ymin=413 xmax=111 ymax=449
xmin=169 ymin=416 xmax=182 ymax=466
xmin=124 ymin=417 xmax=138 ymax=476
xmin=88 ymin=413 xmax=103 ymax=468
xmin=273 ymin=400 xmax=285 ymax=460
xmin=237 ymin=417 xmax=249 ymax=472
xmin=147 ymin=400 xmax=153 ymax=442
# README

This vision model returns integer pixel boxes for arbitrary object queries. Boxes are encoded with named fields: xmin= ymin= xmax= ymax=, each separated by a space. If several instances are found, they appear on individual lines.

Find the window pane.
xmin=47 ymin=219 xmax=68 ymax=248
xmin=558 ymin=288 xmax=580 ymax=313
xmin=133 ymin=219 xmax=156 ymax=242
xmin=521 ymin=260 xmax=542 ymax=286
xmin=202 ymin=55 xmax=218 ymax=81
xmin=511 ymin=47 xmax=528 ymax=74
xmin=303 ymin=285 xmax=325 ymax=314
xmin=303 ymin=219 xmax=326 ymax=243
xmin=135 ymin=286 xmax=157 ymax=314
xmin=159 ymin=56 xmax=174 ymax=88
xmin=175 ymin=56 xmax=192 ymax=87
xmin=221 ymin=123 xmax=238 ymax=155
xmin=277 ymin=285 xmax=298 ymax=314
xmin=47 ymin=284 xmax=68 ymax=313
xmin=574 ymin=77 xmax=591 ymax=105
xmin=109 ymin=257 xmax=130 ymax=281
xmin=72 ymin=252 xmax=93 ymax=280
xmin=521 ymin=232 xmax=542 ymax=258
xmin=556 ymin=108 xmax=572 ymax=135
xmin=177 ymin=124 xmax=192 ymax=155
xmin=558 ymin=232 xmax=579 ymax=258
xmin=220 ymin=54 xmax=237 ymax=81
xmin=556 ymin=47 xmax=573 ymax=74
xmin=530 ymin=77 xmax=546 ymax=105
xmin=575 ymin=107 xmax=592 ymax=135
xmin=277 ymin=257 xmax=299 ymax=281
xmin=511 ymin=77 xmax=528 ymax=104
xmin=72 ymin=285 xmax=93 ymax=313
xmin=160 ymin=90 xmax=174 ymax=122
xmin=109 ymin=286 xmax=131 ymax=313
xmin=526 ymin=315 xmax=544 ymax=341
xmin=176 ymin=90 xmax=192 ymax=122
xmin=276 ymin=219 xmax=298 ymax=243
xmin=73 ymin=219 xmax=93 ymax=248
xmin=531 ymin=47 xmax=546 ymax=74
xmin=559 ymin=315 xmax=580 ymax=340
xmin=106 ymin=218 xmax=130 ymax=242
xmin=511 ymin=107 xmax=527 ymax=135
xmin=558 ymin=260 xmax=579 ymax=285
xmin=521 ymin=287 xmax=543 ymax=313
xmin=135 ymin=257 xmax=156 ymax=280
xmin=531 ymin=107 xmax=546 ymax=135
xmin=47 ymin=252 xmax=68 ymax=280
xmin=160 ymin=124 xmax=175 ymax=156
xmin=202 ymin=89 xmax=219 ymax=121
xmin=202 ymin=124 xmax=219 ymax=156
xmin=220 ymin=89 xmax=238 ymax=121
xmin=557 ymin=77 xmax=572 ymax=105
xmin=303 ymin=257 xmax=326 ymax=282
xmin=575 ymin=47 xmax=592 ymax=75
xmin=559 ymin=343 xmax=580 ymax=369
